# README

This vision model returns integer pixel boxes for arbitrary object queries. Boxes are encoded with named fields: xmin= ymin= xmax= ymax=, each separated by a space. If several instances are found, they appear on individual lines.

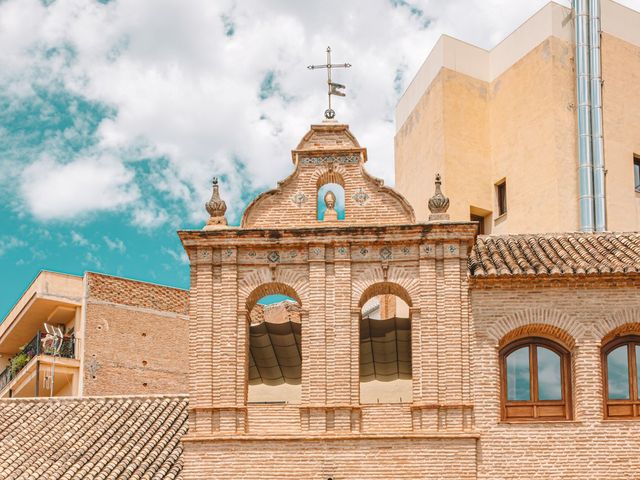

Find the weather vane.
xmin=307 ymin=46 xmax=351 ymax=120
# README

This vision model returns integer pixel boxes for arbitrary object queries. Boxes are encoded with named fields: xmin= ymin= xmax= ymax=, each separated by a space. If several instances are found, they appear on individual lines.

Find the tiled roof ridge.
xmin=0 ymin=393 xmax=189 ymax=404
xmin=476 ymin=231 xmax=640 ymax=239
xmin=470 ymin=232 xmax=640 ymax=278
xmin=0 ymin=393 xmax=187 ymax=479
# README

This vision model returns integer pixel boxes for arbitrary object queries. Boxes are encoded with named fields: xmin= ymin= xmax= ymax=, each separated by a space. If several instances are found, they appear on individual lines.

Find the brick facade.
xmin=472 ymin=279 xmax=640 ymax=479
xmin=179 ymin=123 xmax=640 ymax=479
xmin=82 ymin=273 xmax=189 ymax=396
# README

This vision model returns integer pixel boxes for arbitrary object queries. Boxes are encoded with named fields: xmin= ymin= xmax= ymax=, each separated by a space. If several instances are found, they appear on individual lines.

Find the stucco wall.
xmin=395 ymin=14 xmax=640 ymax=233
xmin=395 ymin=37 xmax=579 ymax=233
xmin=602 ymin=33 xmax=640 ymax=231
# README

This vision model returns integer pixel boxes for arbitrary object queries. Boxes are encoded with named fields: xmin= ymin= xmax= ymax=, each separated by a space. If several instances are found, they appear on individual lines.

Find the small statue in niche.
xmin=323 ymin=190 xmax=339 ymax=221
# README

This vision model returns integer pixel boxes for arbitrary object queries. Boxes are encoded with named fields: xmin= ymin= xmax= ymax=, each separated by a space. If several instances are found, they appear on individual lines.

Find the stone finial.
xmin=428 ymin=173 xmax=450 ymax=221
xmin=203 ymin=177 xmax=228 ymax=230
xmin=322 ymin=190 xmax=339 ymax=222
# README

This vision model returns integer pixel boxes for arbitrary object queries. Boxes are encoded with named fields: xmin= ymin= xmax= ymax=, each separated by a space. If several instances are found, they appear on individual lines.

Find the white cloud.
xmin=103 ymin=236 xmax=126 ymax=253
xmin=0 ymin=236 xmax=26 ymax=257
xmin=20 ymin=154 xmax=139 ymax=221
xmin=84 ymin=251 xmax=103 ymax=270
xmin=162 ymin=247 xmax=189 ymax=265
xmin=2 ymin=0 xmax=640 ymax=226
xmin=70 ymin=230 xmax=89 ymax=247
xmin=131 ymin=201 xmax=170 ymax=229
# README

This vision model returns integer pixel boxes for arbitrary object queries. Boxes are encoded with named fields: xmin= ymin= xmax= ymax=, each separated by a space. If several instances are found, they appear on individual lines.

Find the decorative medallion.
xmin=247 ymin=251 xmax=257 ymax=258
xmin=360 ymin=247 xmax=369 ymax=256
xmin=199 ymin=250 xmax=211 ymax=259
xmin=224 ymin=249 xmax=233 ymax=257
xmin=402 ymin=246 xmax=410 ymax=255
xmin=424 ymin=245 xmax=432 ymax=254
xmin=337 ymin=246 xmax=347 ymax=255
xmin=300 ymin=155 xmax=359 ymax=166
xmin=380 ymin=247 xmax=392 ymax=260
xmin=352 ymin=188 xmax=369 ymax=206
xmin=311 ymin=247 xmax=321 ymax=256
xmin=267 ymin=251 xmax=280 ymax=263
xmin=291 ymin=191 xmax=307 ymax=206
xmin=290 ymin=251 xmax=298 ymax=258
xmin=448 ymin=245 xmax=457 ymax=254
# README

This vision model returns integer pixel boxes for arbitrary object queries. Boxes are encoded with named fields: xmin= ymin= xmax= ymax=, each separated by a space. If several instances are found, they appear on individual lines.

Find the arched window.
xmin=500 ymin=338 xmax=571 ymax=421
xmin=602 ymin=336 xmax=640 ymax=418
xmin=247 ymin=292 xmax=301 ymax=404
xmin=359 ymin=290 xmax=412 ymax=404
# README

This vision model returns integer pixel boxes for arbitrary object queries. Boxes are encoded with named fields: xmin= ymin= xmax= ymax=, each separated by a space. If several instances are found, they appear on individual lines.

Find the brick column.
xmin=304 ymin=244 xmax=327 ymax=432
xmin=439 ymin=241 xmax=465 ymax=430
xmin=574 ymin=337 xmax=602 ymax=422
xmin=191 ymin=247 xmax=213 ymax=434
xmin=217 ymin=247 xmax=241 ymax=433
xmin=332 ymin=244 xmax=353 ymax=431
xmin=413 ymin=242 xmax=438 ymax=430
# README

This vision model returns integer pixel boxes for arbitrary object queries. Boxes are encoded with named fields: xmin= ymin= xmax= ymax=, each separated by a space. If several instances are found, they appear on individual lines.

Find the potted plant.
xmin=10 ymin=352 xmax=30 ymax=376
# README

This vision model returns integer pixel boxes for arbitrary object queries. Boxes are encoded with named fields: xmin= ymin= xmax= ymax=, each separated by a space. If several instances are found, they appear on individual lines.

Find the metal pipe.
xmin=575 ymin=0 xmax=595 ymax=232
xmin=589 ymin=0 xmax=607 ymax=231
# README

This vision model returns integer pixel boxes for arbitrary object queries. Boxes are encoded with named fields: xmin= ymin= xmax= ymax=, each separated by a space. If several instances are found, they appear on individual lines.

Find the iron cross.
xmin=307 ymin=46 xmax=351 ymax=120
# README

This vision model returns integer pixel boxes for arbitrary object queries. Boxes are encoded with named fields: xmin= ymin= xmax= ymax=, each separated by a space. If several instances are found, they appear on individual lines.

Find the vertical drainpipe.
xmin=575 ymin=0 xmax=595 ymax=232
xmin=589 ymin=0 xmax=607 ymax=231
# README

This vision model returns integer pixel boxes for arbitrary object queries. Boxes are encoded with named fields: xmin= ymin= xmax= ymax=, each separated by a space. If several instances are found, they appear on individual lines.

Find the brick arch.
xmin=311 ymin=164 xmax=348 ymax=188
xmin=239 ymin=268 xmax=309 ymax=311
xmin=357 ymin=281 xmax=413 ymax=308
xmin=498 ymin=323 xmax=575 ymax=350
xmin=597 ymin=307 xmax=640 ymax=345
xmin=244 ymin=282 xmax=301 ymax=312
xmin=487 ymin=308 xmax=585 ymax=349
xmin=315 ymin=170 xmax=345 ymax=188
xmin=352 ymin=267 xmax=420 ymax=309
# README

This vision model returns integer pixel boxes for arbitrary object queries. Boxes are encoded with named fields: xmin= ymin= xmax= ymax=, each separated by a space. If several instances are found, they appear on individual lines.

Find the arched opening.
xmin=359 ymin=288 xmax=412 ymax=404
xmin=602 ymin=335 xmax=640 ymax=418
xmin=499 ymin=337 xmax=572 ymax=421
xmin=317 ymin=179 xmax=345 ymax=222
xmin=247 ymin=290 xmax=302 ymax=404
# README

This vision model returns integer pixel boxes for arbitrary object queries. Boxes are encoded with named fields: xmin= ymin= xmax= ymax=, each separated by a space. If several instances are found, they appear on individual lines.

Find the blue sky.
xmin=2 ymin=0 xmax=640 ymax=318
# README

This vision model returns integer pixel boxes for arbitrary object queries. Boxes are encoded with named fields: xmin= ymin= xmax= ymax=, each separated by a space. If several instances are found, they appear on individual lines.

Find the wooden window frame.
xmin=602 ymin=335 xmax=640 ymax=419
xmin=496 ymin=180 xmax=507 ymax=217
xmin=634 ymin=155 xmax=640 ymax=192
xmin=470 ymin=214 xmax=485 ymax=235
xmin=500 ymin=337 xmax=572 ymax=422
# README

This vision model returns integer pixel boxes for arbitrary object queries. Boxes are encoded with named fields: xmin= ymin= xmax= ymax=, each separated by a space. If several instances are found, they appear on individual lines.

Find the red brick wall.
xmin=183 ymin=437 xmax=477 ymax=479
xmin=83 ymin=273 xmax=189 ymax=396
xmin=471 ymin=282 xmax=640 ymax=478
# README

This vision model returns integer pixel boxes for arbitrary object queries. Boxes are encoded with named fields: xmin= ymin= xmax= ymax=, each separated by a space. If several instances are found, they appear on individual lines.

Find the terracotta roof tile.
xmin=469 ymin=232 xmax=640 ymax=277
xmin=0 ymin=395 xmax=187 ymax=480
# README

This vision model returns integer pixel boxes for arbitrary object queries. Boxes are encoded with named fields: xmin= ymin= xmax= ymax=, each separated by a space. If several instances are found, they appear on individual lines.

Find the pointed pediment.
xmin=241 ymin=122 xmax=415 ymax=228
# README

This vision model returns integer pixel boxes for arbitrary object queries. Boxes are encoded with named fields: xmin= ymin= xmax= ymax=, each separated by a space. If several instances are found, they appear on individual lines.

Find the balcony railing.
xmin=0 ymin=331 xmax=75 ymax=393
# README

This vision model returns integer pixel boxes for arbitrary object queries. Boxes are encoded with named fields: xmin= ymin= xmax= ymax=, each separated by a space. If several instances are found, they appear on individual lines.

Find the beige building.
xmin=395 ymin=0 xmax=640 ymax=234
xmin=0 ymin=270 xmax=188 ymax=398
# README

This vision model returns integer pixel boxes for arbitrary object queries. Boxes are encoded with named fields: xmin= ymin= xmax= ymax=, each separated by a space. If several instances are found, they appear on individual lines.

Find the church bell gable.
xmin=241 ymin=122 xmax=415 ymax=228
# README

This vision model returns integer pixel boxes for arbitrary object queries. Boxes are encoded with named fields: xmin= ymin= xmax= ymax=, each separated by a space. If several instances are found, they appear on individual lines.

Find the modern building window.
xmin=471 ymin=214 xmax=485 ymax=234
xmin=602 ymin=336 xmax=640 ymax=419
xmin=500 ymin=338 xmax=571 ymax=421
xmin=634 ymin=155 xmax=640 ymax=192
xmin=496 ymin=180 xmax=507 ymax=216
